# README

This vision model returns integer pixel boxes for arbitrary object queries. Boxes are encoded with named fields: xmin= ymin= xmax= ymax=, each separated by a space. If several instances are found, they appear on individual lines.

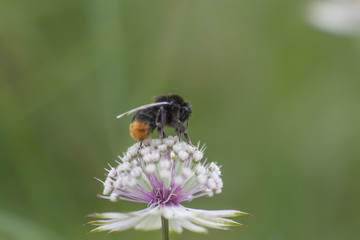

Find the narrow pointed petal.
xmin=189 ymin=208 xmax=251 ymax=217
xmin=90 ymin=212 xmax=148 ymax=233
xmin=177 ymin=218 xmax=208 ymax=234
xmin=88 ymin=212 xmax=135 ymax=220
xmin=169 ymin=220 xmax=183 ymax=234
xmin=187 ymin=214 xmax=245 ymax=229
xmin=134 ymin=214 xmax=161 ymax=231
xmin=187 ymin=216 xmax=230 ymax=230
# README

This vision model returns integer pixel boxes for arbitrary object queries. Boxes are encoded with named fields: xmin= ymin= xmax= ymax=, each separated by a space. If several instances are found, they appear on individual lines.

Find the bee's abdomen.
xmin=129 ymin=121 xmax=151 ymax=141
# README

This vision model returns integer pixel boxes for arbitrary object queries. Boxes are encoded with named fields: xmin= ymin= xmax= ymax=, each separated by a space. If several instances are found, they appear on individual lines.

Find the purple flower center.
xmin=149 ymin=181 xmax=182 ymax=206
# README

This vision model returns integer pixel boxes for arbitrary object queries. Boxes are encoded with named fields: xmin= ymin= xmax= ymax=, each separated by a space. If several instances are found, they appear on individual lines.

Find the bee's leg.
xmin=176 ymin=128 xmax=182 ymax=142
xmin=137 ymin=141 xmax=143 ymax=156
xmin=184 ymin=119 xmax=192 ymax=144
xmin=155 ymin=106 xmax=166 ymax=139
xmin=176 ymin=120 xmax=192 ymax=145
xmin=159 ymin=128 xmax=166 ymax=139
xmin=184 ymin=131 xmax=192 ymax=145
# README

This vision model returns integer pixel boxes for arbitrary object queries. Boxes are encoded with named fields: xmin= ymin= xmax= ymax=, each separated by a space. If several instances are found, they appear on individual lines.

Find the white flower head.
xmin=88 ymin=137 xmax=249 ymax=234
xmin=306 ymin=0 xmax=360 ymax=35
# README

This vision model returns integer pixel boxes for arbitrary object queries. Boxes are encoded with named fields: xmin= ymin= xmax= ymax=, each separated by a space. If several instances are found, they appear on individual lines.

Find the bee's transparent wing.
xmin=116 ymin=102 xmax=170 ymax=119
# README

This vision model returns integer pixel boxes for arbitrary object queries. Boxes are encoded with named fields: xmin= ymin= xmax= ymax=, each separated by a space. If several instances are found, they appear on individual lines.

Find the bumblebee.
xmin=116 ymin=94 xmax=192 ymax=144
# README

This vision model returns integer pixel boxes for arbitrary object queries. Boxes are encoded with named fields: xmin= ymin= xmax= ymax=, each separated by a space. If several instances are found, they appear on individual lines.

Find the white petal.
xmin=91 ymin=215 xmax=144 ymax=233
xmin=89 ymin=212 xmax=136 ymax=219
xmin=134 ymin=214 xmax=161 ymax=231
xmin=88 ymin=208 xmax=152 ymax=233
xmin=188 ymin=215 xmax=244 ymax=229
xmin=187 ymin=208 xmax=250 ymax=217
xmin=186 ymin=216 xmax=230 ymax=229
xmin=177 ymin=218 xmax=208 ymax=233
xmin=170 ymin=206 xmax=193 ymax=218
xmin=169 ymin=220 xmax=183 ymax=234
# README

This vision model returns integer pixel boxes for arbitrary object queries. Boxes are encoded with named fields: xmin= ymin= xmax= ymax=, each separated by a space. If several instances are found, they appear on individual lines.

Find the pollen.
xmin=130 ymin=121 xmax=150 ymax=141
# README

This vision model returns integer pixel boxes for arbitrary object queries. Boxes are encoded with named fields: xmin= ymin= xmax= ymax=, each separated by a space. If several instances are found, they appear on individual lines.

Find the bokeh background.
xmin=1 ymin=0 xmax=360 ymax=240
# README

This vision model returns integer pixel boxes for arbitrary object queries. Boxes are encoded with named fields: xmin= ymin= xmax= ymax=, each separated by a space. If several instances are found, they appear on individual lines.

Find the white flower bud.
xmin=127 ymin=145 xmax=138 ymax=156
xmin=193 ymin=151 xmax=203 ymax=162
xmin=178 ymin=151 xmax=189 ymax=161
xmin=143 ymin=154 xmax=152 ymax=163
xmin=151 ymin=152 xmax=160 ymax=162
xmin=126 ymin=177 xmax=137 ymax=188
xmin=110 ymin=192 xmax=118 ymax=202
xmin=121 ymin=155 xmax=130 ymax=162
xmin=180 ymin=142 xmax=187 ymax=148
xmin=140 ymin=147 xmax=151 ymax=156
xmin=182 ymin=167 xmax=192 ymax=178
xmin=174 ymin=176 xmax=184 ymax=185
xmin=209 ymin=162 xmax=220 ymax=173
xmin=103 ymin=185 xmax=112 ymax=195
xmin=195 ymin=165 xmax=206 ymax=175
xmin=186 ymin=145 xmax=197 ymax=153
xmin=207 ymin=178 xmax=216 ymax=189
xmin=122 ymin=162 xmax=131 ymax=171
xmin=115 ymin=177 xmax=124 ymax=188
xmin=116 ymin=164 xmax=125 ymax=172
xmin=158 ymin=144 xmax=168 ymax=152
xmin=210 ymin=172 xmax=219 ymax=180
xmin=159 ymin=160 xmax=170 ymax=169
xmin=146 ymin=163 xmax=156 ymax=174
xmin=172 ymin=143 xmax=182 ymax=153
xmin=108 ymin=168 xmax=117 ymax=178
xmin=163 ymin=138 xmax=175 ymax=147
xmin=104 ymin=178 xmax=113 ymax=187
xmin=152 ymin=139 xmax=162 ymax=146
xmin=159 ymin=169 xmax=171 ymax=180
xmin=130 ymin=167 xmax=142 ymax=178
xmin=131 ymin=160 xmax=139 ymax=167
xmin=197 ymin=174 xmax=208 ymax=184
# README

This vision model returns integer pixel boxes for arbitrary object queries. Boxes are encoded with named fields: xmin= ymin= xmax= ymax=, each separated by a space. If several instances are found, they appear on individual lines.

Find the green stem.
xmin=161 ymin=216 xmax=169 ymax=240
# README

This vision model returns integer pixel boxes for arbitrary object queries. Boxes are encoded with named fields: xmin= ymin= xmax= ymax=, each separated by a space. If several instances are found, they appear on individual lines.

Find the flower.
xmin=306 ymin=0 xmax=360 ymax=35
xmin=87 ymin=136 xmax=249 ymax=234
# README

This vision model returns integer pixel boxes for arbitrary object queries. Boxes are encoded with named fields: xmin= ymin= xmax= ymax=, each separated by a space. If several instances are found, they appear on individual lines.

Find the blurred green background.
xmin=1 ymin=0 xmax=360 ymax=240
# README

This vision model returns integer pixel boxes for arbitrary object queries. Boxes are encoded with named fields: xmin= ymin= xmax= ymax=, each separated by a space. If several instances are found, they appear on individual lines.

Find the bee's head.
xmin=179 ymin=102 xmax=192 ymax=122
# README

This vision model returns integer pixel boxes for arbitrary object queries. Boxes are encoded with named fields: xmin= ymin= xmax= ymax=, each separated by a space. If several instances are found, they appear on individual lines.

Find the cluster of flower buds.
xmin=99 ymin=136 xmax=223 ymax=207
